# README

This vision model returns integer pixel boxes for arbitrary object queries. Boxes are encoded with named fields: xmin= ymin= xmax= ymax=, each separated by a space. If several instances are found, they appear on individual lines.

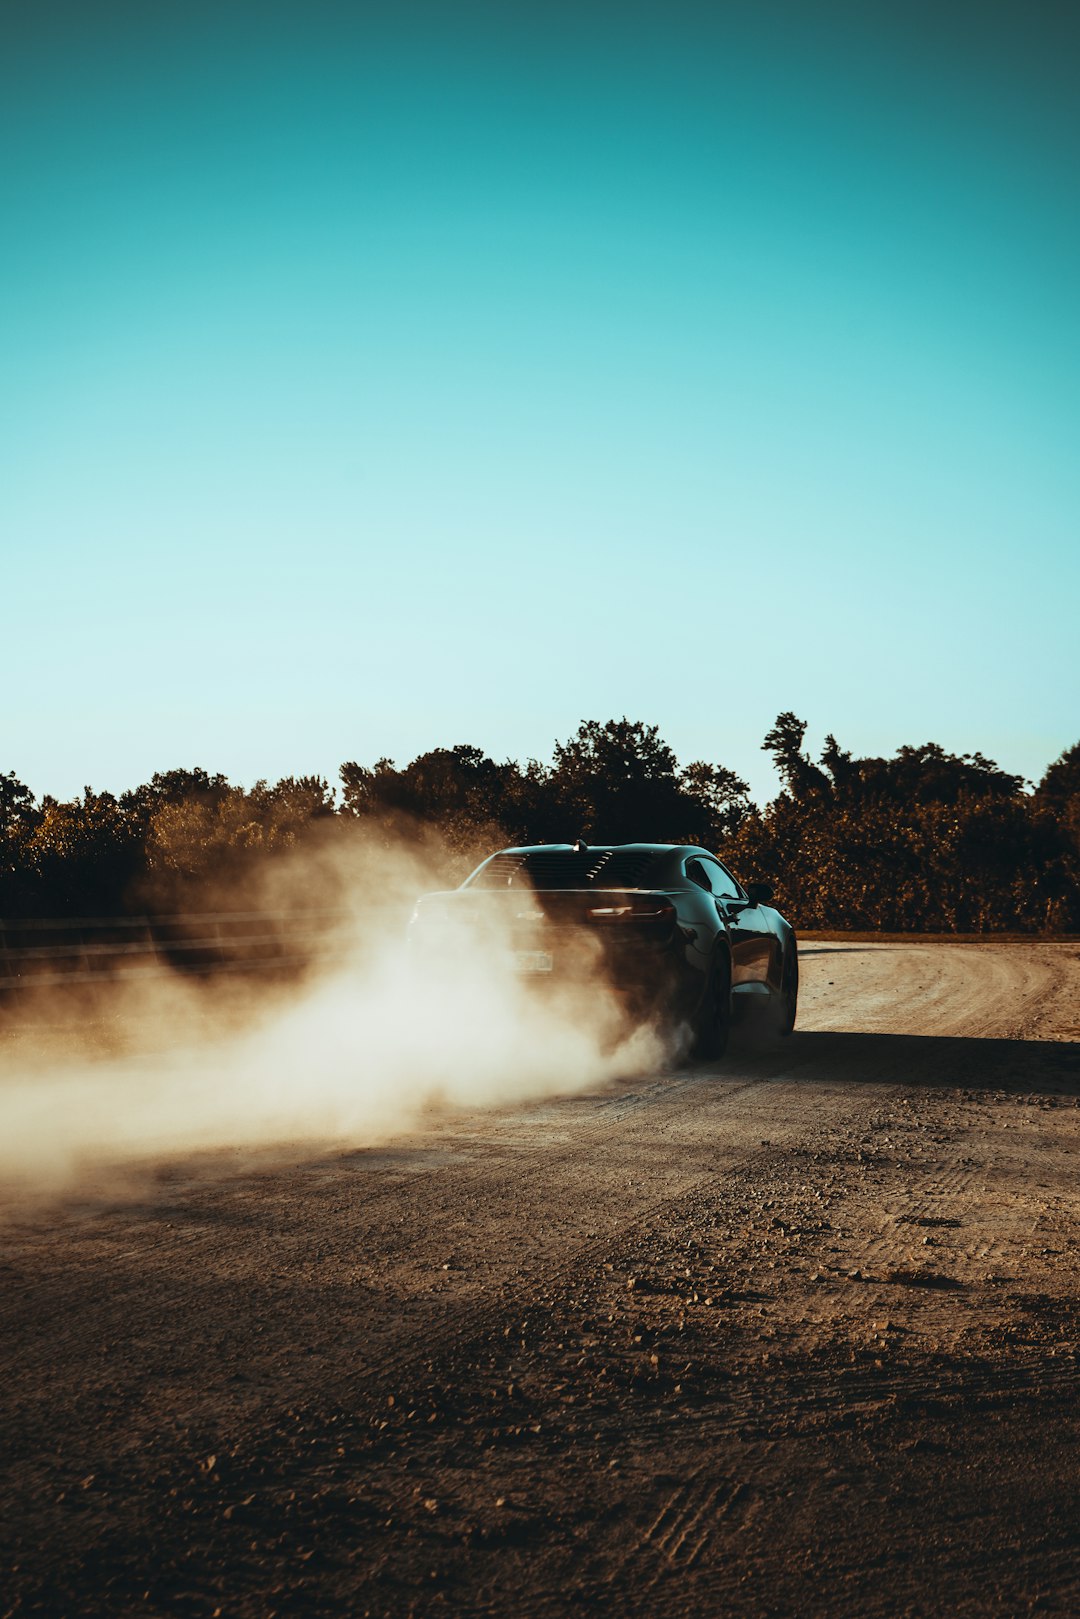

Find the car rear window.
xmin=469 ymin=849 xmax=659 ymax=889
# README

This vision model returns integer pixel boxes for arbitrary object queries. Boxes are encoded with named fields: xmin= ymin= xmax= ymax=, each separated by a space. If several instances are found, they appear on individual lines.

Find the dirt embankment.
xmin=3 ymin=941 xmax=1080 ymax=1617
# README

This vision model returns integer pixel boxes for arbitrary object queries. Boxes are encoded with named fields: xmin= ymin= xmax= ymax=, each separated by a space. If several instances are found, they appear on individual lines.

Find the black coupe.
xmin=409 ymin=842 xmax=798 ymax=1057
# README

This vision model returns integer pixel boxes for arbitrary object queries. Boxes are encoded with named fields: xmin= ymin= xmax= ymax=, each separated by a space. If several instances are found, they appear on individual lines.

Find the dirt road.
xmin=3 ymin=941 xmax=1080 ymax=1617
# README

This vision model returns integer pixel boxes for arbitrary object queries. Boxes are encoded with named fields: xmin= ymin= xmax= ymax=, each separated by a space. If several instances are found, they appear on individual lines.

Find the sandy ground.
xmin=3 ymin=940 xmax=1080 ymax=1618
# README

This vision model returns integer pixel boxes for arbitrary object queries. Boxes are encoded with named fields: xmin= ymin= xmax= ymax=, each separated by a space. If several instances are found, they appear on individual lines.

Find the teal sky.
xmin=4 ymin=1 xmax=1078 ymax=806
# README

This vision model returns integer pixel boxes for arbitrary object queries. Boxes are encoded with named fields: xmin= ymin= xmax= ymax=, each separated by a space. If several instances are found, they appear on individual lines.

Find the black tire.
xmin=775 ymin=945 xmax=798 ymax=1037
xmin=691 ymin=952 xmax=732 ymax=1060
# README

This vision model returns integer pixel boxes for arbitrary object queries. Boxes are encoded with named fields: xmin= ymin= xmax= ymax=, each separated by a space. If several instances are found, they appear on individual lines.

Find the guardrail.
xmin=0 ymin=910 xmax=356 ymax=991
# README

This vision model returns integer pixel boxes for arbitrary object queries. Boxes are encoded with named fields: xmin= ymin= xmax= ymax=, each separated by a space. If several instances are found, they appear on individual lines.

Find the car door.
xmin=699 ymin=858 xmax=773 ymax=986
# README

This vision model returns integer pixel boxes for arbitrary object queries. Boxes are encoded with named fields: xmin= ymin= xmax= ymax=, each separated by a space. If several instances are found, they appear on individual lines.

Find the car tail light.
xmin=587 ymin=897 xmax=676 ymax=922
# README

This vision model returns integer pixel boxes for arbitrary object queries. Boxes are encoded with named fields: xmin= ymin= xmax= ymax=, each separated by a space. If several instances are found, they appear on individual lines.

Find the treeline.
xmin=2 ymin=716 xmax=1078 ymax=930
xmin=735 ymin=717 xmax=1079 ymax=932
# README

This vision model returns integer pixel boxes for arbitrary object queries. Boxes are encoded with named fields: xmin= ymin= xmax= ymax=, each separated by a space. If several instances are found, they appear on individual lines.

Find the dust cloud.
xmin=0 ymin=836 xmax=667 ymax=1200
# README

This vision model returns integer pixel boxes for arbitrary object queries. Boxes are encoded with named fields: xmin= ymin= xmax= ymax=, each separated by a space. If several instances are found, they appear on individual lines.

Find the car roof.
xmin=462 ymin=842 xmax=724 ymax=891
xmin=492 ymin=842 xmax=700 ymax=856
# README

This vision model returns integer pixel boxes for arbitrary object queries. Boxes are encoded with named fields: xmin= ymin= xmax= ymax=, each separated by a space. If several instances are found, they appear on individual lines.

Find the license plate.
xmin=512 ymin=950 xmax=553 ymax=974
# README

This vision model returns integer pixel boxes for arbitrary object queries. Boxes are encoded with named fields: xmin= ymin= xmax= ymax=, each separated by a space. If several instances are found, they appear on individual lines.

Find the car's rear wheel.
xmin=774 ymin=945 xmax=798 ymax=1037
xmin=691 ymin=952 xmax=732 ymax=1060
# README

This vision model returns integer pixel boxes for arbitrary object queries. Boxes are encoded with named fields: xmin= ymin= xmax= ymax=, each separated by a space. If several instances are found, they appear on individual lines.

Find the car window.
xmin=685 ymin=859 xmax=711 ymax=892
xmin=701 ymin=859 xmax=741 ymax=899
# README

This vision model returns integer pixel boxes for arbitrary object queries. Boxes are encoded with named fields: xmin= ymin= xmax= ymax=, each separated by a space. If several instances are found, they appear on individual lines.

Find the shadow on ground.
xmin=733 ymin=1027 xmax=1080 ymax=1097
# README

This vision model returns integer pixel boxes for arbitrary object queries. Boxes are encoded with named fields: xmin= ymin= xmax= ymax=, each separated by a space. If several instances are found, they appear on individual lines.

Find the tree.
xmin=121 ymin=767 xmax=231 ymax=817
xmin=762 ymin=713 xmax=830 ymax=800
xmin=340 ymin=745 xmax=519 ymax=854
xmin=1037 ymin=743 xmax=1080 ymax=809
xmin=677 ymin=760 xmax=751 ymax=839
xmin=0 ymin=771 xmax=36 ymax=840
xmin=735 ymin=713 xmax=1068 ymax=932
xmin=0 ymin=772 xmax=39 ymax=913
xmin=549 ymin=719 xmax=688 ymax=844
xmin=1034 ymin=742 xmax=1080 ymax=927
xmin=4 ymin=727 xmax=1077 ymax=929
xmin=24 ymin=789 xmax=145 ymax=915
xmin=846 ymin=743 xmax=1024 ymax=808
xmin=146 ymin=776 xmax=337 ymax=885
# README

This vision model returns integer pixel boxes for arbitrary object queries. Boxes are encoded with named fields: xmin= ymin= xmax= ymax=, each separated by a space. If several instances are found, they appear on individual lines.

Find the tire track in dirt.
xmin=3 ymin=941 xmax=1080 ymax=1619
xmin=636 ymin=1475 xmax=758 ymax=1576
xmin=4 ymin=943 xmax=1056 ymax=1454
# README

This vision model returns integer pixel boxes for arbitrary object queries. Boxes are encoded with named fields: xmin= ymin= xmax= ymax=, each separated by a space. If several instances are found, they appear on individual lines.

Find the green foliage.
xmin=0 ymin=769 xmax=339 ymax=917
xmin=546 ymin=719 xmax=749 ymax=846
xmin=339 ymin=745 xmax=517 ymax=864
xmin=2 ymin=720 xmax=1078 ymax=928
xmin=728 ymin=715 xmax=1077 ymax=932
xmin=1033 ymin=743 xmax=1080 ymax=924
xmin=762 ymin=712 xmax=830 ymax=800
xmin=1037 ymin=742 xmax=1080 ymax=806
xmin=0 ymin=772 xmax=40 ymax=914
xmin=141 ymin=776 xmax=338 ymax=908
xmin=336 ymin=724 xmax=751 ymax=857
xmin=0 ymin=771 xmax=36 ymax=839
xmin=20 ymin=789 xmax=145 ymax=916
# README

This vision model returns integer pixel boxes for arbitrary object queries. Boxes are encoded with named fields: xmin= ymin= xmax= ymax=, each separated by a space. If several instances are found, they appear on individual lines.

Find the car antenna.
xmin=572 ymin=838 xmax=588 ymax=852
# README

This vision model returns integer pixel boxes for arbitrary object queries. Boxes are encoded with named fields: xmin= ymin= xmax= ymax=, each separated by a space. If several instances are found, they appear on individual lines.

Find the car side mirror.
xmin=745 ymin=880 xmax=773 ymax=907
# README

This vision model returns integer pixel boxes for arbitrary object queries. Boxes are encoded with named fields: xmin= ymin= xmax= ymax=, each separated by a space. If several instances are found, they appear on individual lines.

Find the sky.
xmin=3 ymin=0 xmax=1078 ymax=808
